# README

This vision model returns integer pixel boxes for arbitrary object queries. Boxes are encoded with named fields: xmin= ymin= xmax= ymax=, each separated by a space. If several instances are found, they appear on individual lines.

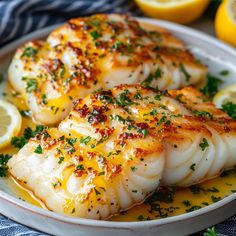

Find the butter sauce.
xmin=2 ymin=82 xmax=236 ymax=222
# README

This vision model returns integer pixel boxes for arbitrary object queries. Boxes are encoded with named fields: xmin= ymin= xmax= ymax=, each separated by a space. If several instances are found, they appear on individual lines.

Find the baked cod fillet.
xmin=8 ymin=85 xmax=236 ymax=219
xmin=8 ymin=14 xmax=207 ymax=125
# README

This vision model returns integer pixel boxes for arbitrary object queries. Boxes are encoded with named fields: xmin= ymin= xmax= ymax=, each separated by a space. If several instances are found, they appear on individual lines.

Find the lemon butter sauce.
xmin=1 ymin=81 xmax=236 ymax=222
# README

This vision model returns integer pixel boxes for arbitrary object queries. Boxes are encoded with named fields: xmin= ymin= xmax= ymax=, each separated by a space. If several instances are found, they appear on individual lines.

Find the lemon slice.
xmin=0 ymin=99 xmax=22 ymax=149
xmin=134 ymin=0 xmax=210 ymax=24
xmin=215 ymin=0 xmax=236 ymax=47
xmin=213 ymin=84 xmax=236 ymax=109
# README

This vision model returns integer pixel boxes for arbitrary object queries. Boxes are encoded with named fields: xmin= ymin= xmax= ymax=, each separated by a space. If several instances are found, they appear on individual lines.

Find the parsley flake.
xmin=219 ymin=70 xmax=229 ymax=76
xmin=200 ymin=74 xmax=222 ymax=98
xmin=90 ymin=30 xmax=101 ymax=40
xmin=21 ymin=47 xmax=38 ymax=58
xmin=193 ymin=110 xmax=213 ymax=120
xmin=0 ymin=154 xmax=12 ymax=177
xmin=199 ymin=138 xmax=209 ymax=151
xmin=222 ymin=102 xmax=236 ymax=119
xmin=179 ymin=63 xmax=191 ymax=82
xmin=76 ymin=164 xmax=85 ymax=170
xmin=34 ymin=145 xmax=43 ymax=154
xmin=130 ymin=166 xmax=137 ymax=171
xmin=80 ymin=136 xmax=91 ymax=145
xmin=22 ymin=77 xmax=38 ymax=93
xmin=203 ymin=227 xmax=218 ymax=236
xmin=190 ymin=163 xmax=196 ymax=171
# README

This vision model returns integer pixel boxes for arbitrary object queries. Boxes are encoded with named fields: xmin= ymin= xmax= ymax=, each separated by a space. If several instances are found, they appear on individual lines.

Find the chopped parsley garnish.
xmin=21 ymin=47 xmax=38 ymax=58
xmin=76 ymin=164 xmax=85 ymax=170
xmin=134 ymin=92 xmax=142 ymax=100
xmin=50 ymin=106 xmax=59 ymax=114
xmin=211 ymin=195 xmax=221 ymax=203
xmin=11 ymin=125 xmax=46 ymax=149
xmin=202 ymin=202 xmax=209 ymax=206
xmin=66 ymin=138 xmax=77 ymax=146
xmin=200 ymin=74 xmax=222 ymax=98
xmin=141 ymin=68 xmax=162 ymax=88
xmin=34 ymin=145 xmax=43 ymax=154
xmin=222 ymin=102 xmax=236 ymax=119
xmin=11 ymin=136 xmax=27 ymax=149
xmin=94 ymin=188 xmax=101 ymax=195
xmin=52 ymin=181 xmax=61 ymax=188
xmin=22 ymin=77 xmax=38 ymax=93
xmin=107 ymin=150 xmax=121 ymax=157
xmin=25 ymin=125 xmax=46 ymax=139
xmin=219 ymin=70 xmax=229 ymax=76
xmin=193 ymin=110 xmax=213 ymax=120
xmin=189 ymin=185 xmax=219 ymax=195
xmin=98 ymin=171 xmax=105 ymax=176
xmin=115 ymin=90 xmax=135 ymax=107
xmin=175 ymin=94 xmax=186 ymax=103
xmin=90 ymin=30 xmax=101 ymax=40
xmin=203 ymin=227 xmax=218 ymax=236
xmin=137 ymin=215 xmax=145 ymax=221
xmin=80 ymin=136 xmax=91 ymax=145
xmin=185 ymin=205 xmax=201 ymax=212
xmin=41 ymin=94 xmax=47 ymax=105
xmin=199 ymin=138 xmax=209 ymax=151
xmin=154 ymin=90 xmax=168 ymax=101
xmin=58 ymin=156 xmax=64 ymax=164
xmin=0 ymin=154 xmax=12 ymax=177
xmin=179 ymin=63 xmax=191 ymax=82
xmin=137 ymin=215 xmax=152 ymax=221
xmin=110 ymin=114 xmax=133 ymax=125
xmin=130 ymin=166 xmax=137 ymax=171
xmin=207 ymin=187 xmax=219 ymax=193
xmin=190 ymin=163 xmax=196 ymax=171
xmin=137 ymin=128 xmax=148 ymax=137
xmin=112 ymin=41 xmax=123 ymax=49
xmin=20 ymin=110 xmax=31 ymax=117
xmin=96 ymin=134 xmax=109 ymax=145
xmin=189 ymin=185 xmax=202 ymax=194
xmin=150 ymin=109 xmax=158 ymax=116
xmin=182 ymin=200 xmax=191 ymax=207
xmin=156 ymin=116 xmax=171 ymax=126
xmin=146 ymin=187 xmax=176 ymax=204
xmin=58 ymin=64 xmax=66 ymax=78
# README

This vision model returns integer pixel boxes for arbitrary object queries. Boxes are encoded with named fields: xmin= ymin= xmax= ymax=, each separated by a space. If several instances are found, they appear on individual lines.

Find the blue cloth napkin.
xmin=0 ymin=1 xmax=235 ymax=235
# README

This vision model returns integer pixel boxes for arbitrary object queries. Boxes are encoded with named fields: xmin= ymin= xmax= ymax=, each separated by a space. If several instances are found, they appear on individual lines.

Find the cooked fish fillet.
xmin=8 ymin=84 xmax=236 ymax=219
xmin=8 ymin=14 xmax=207 ymax=125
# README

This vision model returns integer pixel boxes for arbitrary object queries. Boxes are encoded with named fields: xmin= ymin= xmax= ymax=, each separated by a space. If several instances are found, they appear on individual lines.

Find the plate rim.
xmin=0 ymin=16 xmax=236 ymax=229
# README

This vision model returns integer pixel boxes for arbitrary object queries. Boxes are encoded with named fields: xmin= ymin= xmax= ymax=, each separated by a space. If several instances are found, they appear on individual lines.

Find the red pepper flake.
xmin=95 ymin=127 xmax=114 ymax=138
xmin=75 ymin=104 xmax=90 ymax=118
xmin=67 ymin=42 xmax=83 ymax=56
xmin=75 ymin=155 xmax=84 ymax=162
xmin=87 ymin=105 xmax=108 ymax=124
xmin=87 ymin=152 xmax=96 ymax=159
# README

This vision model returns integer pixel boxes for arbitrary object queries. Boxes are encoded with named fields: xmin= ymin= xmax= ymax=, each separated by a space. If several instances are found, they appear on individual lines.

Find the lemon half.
xmin=215 ymin=0 xmax=236 ymax=47
xmin=213 ymin=84 xmax=236 ymax=109
xmin=134 ymin=0 xmax=210 ymax=24
xmin=0 ymin=99 xmax=22 ymax=149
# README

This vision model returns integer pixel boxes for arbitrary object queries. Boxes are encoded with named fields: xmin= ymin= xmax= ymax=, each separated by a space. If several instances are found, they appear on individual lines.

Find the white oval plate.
xmin=0 ymin=17 xmax=236 ymax=236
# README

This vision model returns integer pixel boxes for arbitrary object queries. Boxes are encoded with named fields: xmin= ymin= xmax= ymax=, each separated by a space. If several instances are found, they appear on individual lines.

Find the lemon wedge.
xmin=134 ymin=0 xmax=210 ymax=24
xmin=0 ymin=99 xmax=22 ymax=149
xmin=213 ymin=84 xmax=236 ymax=109
xmin=215 ymin=0 xmax=236 ymax=47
